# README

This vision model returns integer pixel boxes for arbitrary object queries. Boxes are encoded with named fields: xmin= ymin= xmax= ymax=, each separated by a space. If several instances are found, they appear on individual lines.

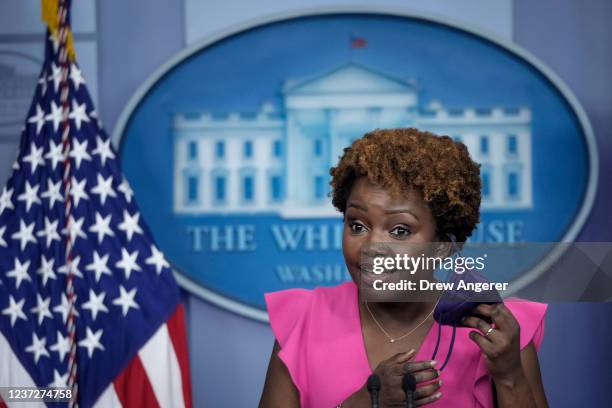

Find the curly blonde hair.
xmin=329 ymin=128 xmax=481 ymax=242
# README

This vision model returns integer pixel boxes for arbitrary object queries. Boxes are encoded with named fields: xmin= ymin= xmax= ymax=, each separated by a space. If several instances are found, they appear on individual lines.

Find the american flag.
xmin=0 ymin=1 xmax=192 ymax=407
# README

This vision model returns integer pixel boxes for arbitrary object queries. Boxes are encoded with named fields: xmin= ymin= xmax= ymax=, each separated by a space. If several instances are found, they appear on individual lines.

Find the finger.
xmin=411 ymin=368 xmax=439 ymax=384
xmin=415 ymin=390 xmax=442 ymax=406
xmin=473 ymin=303 xmax=515 ymax=331
xmin=414 ymin=379 xmax=442 ymax=399
xmin=468 ymin=330 xmax=496 ymax=357
xmin=397 ymin=360 xmax=437 ymax=375
xmin=461 ymin=316 xmax=500 ymax=341
xmin=391 ymin=349 xmax=416 ymax=364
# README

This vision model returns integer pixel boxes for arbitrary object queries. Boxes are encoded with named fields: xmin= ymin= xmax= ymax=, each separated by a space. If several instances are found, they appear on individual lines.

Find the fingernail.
xmin=435 ymin=392 xmax=442 ymax=399
xmin=406 ymin=349 xmax=416 ymax=355
xmin=430 ymin=360 xmax=438 ymax=367
xmin=438 ymin=379 xmax=443 ymax=386
xmin=436 ymin=369 xmax=441 ymax=377
xmin=461 ymin=316 xmax=466 ymax=323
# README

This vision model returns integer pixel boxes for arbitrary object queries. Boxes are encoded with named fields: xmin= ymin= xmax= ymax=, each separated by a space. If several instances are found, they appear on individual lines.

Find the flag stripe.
xmin=113 ymin=355 xmax=160 ymax=408
xmin=93 ymin=383 xmax=122 ymax=408
xmin=138 ymin=322 xmax=185 ymax=408
xmin=0 ymin=332 xmax=45 ymax=408
xmin=93 ymin=306 xmax=191 ymax=407
xmin=166 ymin=305 xmax=193 ymax=408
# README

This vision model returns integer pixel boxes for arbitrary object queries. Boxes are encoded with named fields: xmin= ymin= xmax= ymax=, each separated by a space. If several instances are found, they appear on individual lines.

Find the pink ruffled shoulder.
xmin=265 ymin=287 xmax=313 ymax=349
xmin=264 ymin=282 xmax=360 ymax=407
xmin=473 ymin=299 xmax=548 ymax=407
xmin=264 ymin=287 xmax=315 ymax=402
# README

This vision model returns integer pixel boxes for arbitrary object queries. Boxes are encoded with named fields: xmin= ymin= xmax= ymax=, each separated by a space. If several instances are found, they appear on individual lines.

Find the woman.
xmin=260 ymin=128 xmax=548 ymax=407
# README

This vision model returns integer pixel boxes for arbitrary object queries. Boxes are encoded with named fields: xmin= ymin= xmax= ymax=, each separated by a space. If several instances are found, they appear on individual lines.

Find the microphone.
xmin=402 ymin=373 xmax=416 ymax=408
xmin=366 ymin=374 xmax=381 ymax=408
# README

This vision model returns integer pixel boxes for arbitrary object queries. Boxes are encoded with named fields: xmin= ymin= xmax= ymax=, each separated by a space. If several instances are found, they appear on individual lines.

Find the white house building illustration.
xmin=172 ymin=62 xmax=532 ymax=216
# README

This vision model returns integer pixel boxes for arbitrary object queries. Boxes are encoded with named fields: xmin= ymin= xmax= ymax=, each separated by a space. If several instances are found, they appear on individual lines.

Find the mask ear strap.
xmin=431 ymin=320 xmax=442 ymax=361
xmin=439 ymin=325 xmax=456 ymax=371
xmin=430 ymin=315 xmax=457 ymax=372
xmin=447 ymin=233 xmax=460 ymax=256
xmin=436 ymin=233 xmax=459 ymax=371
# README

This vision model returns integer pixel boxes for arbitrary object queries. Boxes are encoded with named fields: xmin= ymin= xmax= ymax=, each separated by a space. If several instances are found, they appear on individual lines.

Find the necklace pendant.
xmin=390 ymin=338 xmax=395 ymax=343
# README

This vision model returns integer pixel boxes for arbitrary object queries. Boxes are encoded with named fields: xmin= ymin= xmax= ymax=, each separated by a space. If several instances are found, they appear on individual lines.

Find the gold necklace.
xmin=365 ymin=298 xmax=440 ymax=343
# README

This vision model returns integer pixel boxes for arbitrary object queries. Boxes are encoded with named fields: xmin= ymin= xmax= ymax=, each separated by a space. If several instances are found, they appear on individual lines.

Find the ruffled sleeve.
xmin=264 ymin=288 xmax=313 ymax=401
xmin=472 ymin=299 xmax=548 ymax=407
xmin=505 ymin=299 xmax=548 ymax=351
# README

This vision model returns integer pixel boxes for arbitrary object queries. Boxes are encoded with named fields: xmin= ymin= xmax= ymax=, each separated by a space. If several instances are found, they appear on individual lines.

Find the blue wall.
xmin=512 ymin=2 xmax=612 ymax=405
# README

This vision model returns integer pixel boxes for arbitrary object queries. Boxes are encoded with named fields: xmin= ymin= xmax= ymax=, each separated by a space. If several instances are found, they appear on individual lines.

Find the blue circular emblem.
xmin=113 ymin=8 xmax=597 ymax=321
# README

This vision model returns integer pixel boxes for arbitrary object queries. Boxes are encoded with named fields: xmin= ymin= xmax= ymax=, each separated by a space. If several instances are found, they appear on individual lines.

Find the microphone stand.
xmin=402 ymin=373 xmax=416 ymax=408
xmin=366 ymin=374 xmax=381 ymax=408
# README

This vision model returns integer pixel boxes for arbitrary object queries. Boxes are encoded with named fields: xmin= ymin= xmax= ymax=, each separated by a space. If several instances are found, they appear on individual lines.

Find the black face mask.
xmin=430 ymin=233 xmax=502 ymax=371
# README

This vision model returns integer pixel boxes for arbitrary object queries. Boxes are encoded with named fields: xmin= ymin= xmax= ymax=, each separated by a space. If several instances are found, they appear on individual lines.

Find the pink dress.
xmin=265 ymin=281 xmax=547 ymax=408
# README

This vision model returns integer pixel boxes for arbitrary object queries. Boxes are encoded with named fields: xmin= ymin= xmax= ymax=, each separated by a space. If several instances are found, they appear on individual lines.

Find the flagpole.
xmin=55 ymin=0 xmax=79 ymax=405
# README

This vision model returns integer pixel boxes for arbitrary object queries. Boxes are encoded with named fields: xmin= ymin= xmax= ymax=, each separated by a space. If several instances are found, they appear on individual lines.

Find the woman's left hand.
xmin=461 ymin=303 xmax=524 ymax=384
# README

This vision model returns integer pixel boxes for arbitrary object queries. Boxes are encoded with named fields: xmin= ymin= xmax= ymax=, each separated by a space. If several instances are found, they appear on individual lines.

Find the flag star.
xmin=89 ymin=212 xmax=114 ymax=243
xmin=50 ymin=331 xmax=70 ymax=362
xmin=90 ymin=109 xmax=103 ymax=128
xmin=91 ymin=174 xmax=117 ymax=205
xmin=49 ymin=370 xmax=68 ymax=388
xmin=53 ymin=293 xmax=79 ymax=324
xmin=62 ymin=216 xmax=87 ymax=246
xmin=25 ymin=333 xmax=50 ymax=363
xmin=11 ymin=220 xmax=37 ymax=251
xmin=46 ymin=101 xmax=63 ymax=133
xmin=37 ymin=255 xmax=57 ymax=286
xmin=6 ymin=258 xmax=32 ymax=289
xmin=47 ymin=62 xmax=62 ymax=92
xmin=118 ymin=178 xmax=134 ymax=203
xmin=82 ymin=290 xmax=109 ymax=321
xmin=49 ymin=33 xmax=59 ymax=53
xmin=69 ymin=139 xmax=92 ymax=169
xmin=86 ymin=251 xmax=112 ymax=283
xmin=22 ymin=142 xmax=45 ymax=174
xmin=146 ymin=245 xmax=170 ymax=274
xmin=30 ymin=294 xmax=53 ymax=325
xmin=37 ymin=73 xmax=48 ymax=96
xmin=0 ymin=226 xmax=6 ymax=247
xmin=79 ymin=327 xmax=105 ymax=358
xmin=40 ymin=179 xmax=64 ymax=208
xmin=2 ymin=295 xmax=27 ymax=327
xmin=0 ymin=186 xmax=14 ymax=215
xmin=92 ymin=135 xmax=116 ymax=166
xmin=45 ymin=139 xmax=64 ymax=170
xmin=27 ymin=104 xmax=46 ymax=135
xmin=68 ymin=99 xmax=90 ymax=130
xmin=115 ymin=248 xmax=141 ymax=280
xmin=17 ymin=181 xmax=42 ymax=212
xmin=37 ymin=217 xmax=61 ymax=248
xmin=113 ymin=286 xmax=139 ymax=317
xmin=118 ymin=210 xmax=143 ymax=242
xmin=58 ymin=256 xmax=84 ymax=279
xmin=70 ymin=64 xmax=86 ymax=90
xmin=70 ymin=176 xmax=89 ymax=207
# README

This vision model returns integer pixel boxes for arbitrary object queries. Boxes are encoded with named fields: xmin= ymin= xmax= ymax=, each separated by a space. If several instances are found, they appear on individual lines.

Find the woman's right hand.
xmin=374 ymin=349 xmax=442 ymax=407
